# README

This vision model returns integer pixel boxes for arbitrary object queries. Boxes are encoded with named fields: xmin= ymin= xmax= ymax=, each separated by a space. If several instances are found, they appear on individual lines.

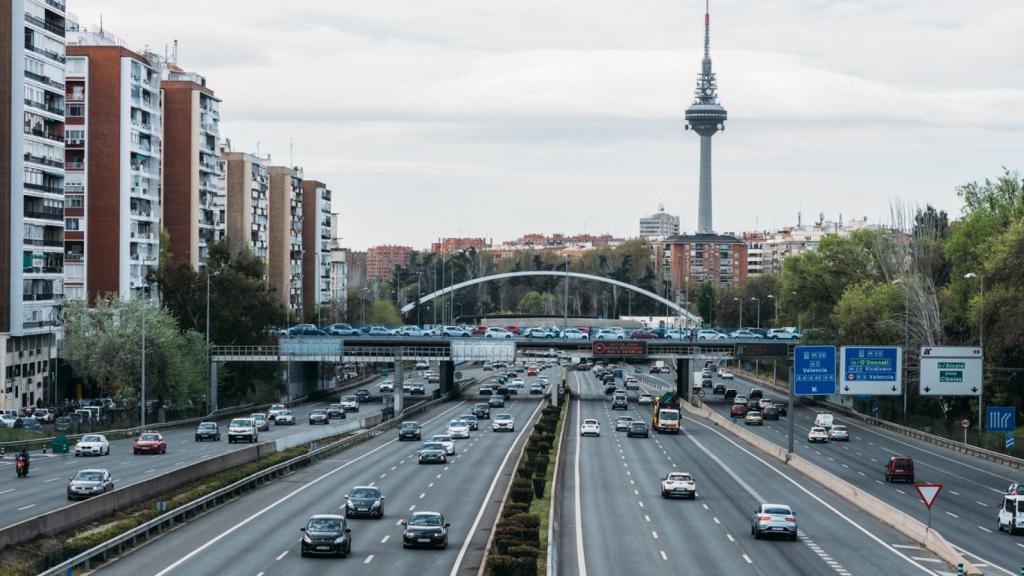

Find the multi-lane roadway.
xmin=558 ymin=369 xmax=955 ymax=575
xmin=646 ymin=367 xmax=1022 ymax=575
xmin=0 ymin=370 xmax=462 ymax=529
xmin=85 ymin=365 xmax=556 ymax=576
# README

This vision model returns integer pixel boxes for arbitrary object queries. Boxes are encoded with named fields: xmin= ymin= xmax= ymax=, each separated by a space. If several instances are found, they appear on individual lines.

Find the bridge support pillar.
xmin=676 ymin=358 xmax=691 ymax=401
xmin=393 ymin=352 xmax=404 ymax=416
xmin=209 ymin=361 xmax=218 ymax=413
xmin=439 ymin=360 xmax=455 ymax=398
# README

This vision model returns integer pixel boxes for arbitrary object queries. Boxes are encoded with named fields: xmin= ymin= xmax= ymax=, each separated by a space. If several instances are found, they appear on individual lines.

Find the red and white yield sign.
xmin=915 ymin=483 xmax=943 ymax=509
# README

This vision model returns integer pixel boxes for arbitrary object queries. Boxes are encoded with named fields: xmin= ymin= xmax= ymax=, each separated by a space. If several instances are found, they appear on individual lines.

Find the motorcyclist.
xmin=15 ymin=448 xmax=29 ymax=476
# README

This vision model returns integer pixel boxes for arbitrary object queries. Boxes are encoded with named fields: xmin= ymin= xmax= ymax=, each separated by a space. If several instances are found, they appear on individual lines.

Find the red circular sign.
xmin=593 ymin=342 xmax=607 ymax=354
xmin=960 ymin=419 xmax=970 ymax=429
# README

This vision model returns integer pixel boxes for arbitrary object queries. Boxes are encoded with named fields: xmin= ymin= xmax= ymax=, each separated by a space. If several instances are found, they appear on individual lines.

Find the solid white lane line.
xmin=152 ymin=400 xmax=468 ymax=576
xmin=276 ymin=551 xmax=288 ymax=561
xmin=0 ymin=489 xmax=14 ymax=495
xmin=977 ymin=526 xmax=992 ymax=533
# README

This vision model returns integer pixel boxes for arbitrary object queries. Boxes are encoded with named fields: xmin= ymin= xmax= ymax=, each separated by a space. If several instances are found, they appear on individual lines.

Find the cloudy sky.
xmin=71 ymin=1 xmax=1024 ymax=249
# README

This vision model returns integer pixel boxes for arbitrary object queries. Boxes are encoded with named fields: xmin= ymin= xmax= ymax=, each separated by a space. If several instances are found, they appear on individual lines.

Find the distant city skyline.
xmin=71 ymin=1 xmax=1024 ymax=250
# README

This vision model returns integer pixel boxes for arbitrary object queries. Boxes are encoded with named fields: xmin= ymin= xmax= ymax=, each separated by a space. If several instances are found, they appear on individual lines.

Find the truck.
xmin=651 ymin=393 xmax=681 ymax=434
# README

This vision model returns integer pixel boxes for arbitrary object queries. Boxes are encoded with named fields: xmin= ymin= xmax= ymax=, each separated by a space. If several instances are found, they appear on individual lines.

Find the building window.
xmin=65 ymin=218 xmax=80 ymax=230
xmin=67 ymin=104 xmax=85 ymax=117
xmin=66 ymin=196 xmax=83 ymax=208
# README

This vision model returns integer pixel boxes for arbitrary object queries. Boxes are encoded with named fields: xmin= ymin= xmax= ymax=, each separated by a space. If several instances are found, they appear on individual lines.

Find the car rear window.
xmin=764 ymin=507 xmax=791 ymax=515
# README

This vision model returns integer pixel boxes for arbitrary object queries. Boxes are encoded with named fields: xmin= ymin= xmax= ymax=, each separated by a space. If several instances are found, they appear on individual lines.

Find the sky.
xmin=70 ymin=1 xmax=1024 ymax=250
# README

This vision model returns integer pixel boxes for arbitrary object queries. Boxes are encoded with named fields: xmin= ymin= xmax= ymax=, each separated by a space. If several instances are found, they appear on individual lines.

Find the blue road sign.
xmin=794 ymin=345 xmax=837 ymax=396
xmin=1007 ymin=433 xmax=1015 ymax=450
xmin=840 ymin=346 xmax=902 ymax=396
xmin=987 ymin=407 xmax=1016 ymax=433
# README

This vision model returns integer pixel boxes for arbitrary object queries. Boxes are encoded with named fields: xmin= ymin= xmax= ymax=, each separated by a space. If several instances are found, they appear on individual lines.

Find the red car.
xmin=526 ymin=368 xmax=538 ymax=376
xmin=134 ymin=432 xmax=167 ymax=455
xmin=629 ymin=329 xmax=658 ymax=340
xmin=471 ymin=326 xmax=488 ymax=336
xmin=505 ymin=326 xmax=521 ymax=335
xmin=730 ymin=404 xmax=748 ymax=417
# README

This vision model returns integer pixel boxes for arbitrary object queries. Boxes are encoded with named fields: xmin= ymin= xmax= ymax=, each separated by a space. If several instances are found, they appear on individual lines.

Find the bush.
xmin=510 ymin=478 xmax=534 ymax=504
xmin=488 ymin=554 xmax=534 ymax=576
xmin=516 ymin=460 xmax=535 ymax=480
xmin=507 ymin=544 xmax=540 ymax=560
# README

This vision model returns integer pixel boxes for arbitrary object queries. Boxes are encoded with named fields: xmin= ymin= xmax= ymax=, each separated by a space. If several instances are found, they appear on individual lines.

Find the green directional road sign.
xmin=920 ymin=346 xmax=982 ymax=396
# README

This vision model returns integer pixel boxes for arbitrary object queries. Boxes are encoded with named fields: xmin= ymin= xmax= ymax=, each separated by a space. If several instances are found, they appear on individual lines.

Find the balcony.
xmin=65 ymin=160 xmax=83 ymax=170
xmin=25 ymin=128 xmax=64 ymax=143
xmin=24 ymin=208 xmax=64 ymax=221
xmin=24 ymin=98 xmax=64 ymax=116
xmin=24 ymin=153 xmax=64 ymax=169
xmin=24 ymin=182 xmax=62 ymax=194
xmin=23 ymin=292 xmax=56 ymax=301
xmin=24 ymin=41 xmax=65 ymax=64
xmin=65 ymin=137 xmax=84 ymax=147
xmin=24 ymin=237 xmax=64 ymax=247
xmin=24 ymin=13 xmax=65 ymax=37
xmin=45 ymin=0 xmax=66 ymax=13
xmin=64 ymin=252 xmax=83 ymax=262
xmin=23 ymin=265 xmax=62 ymax=275
xmin=24 ymin=70 xmax=65 ymax=91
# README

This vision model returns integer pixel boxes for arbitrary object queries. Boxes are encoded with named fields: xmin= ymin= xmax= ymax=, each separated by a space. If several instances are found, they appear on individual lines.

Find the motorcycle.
xmin=15 ymin=455 xmax=28 ymax=478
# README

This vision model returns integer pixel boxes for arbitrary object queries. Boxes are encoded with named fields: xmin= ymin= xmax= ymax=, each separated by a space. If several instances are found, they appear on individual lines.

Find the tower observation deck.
xmin=684 ymin=1 xmax=727 ymax=235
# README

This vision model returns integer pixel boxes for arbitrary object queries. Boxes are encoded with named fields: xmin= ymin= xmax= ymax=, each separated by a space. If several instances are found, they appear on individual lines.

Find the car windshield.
xmin=764 ymin=507 xmax=792 ymax=515
xmin=659 ymin=411 xmax=679 ymax=421
xmin=330 ymin=404 xmax=342 ymax=409
xmin=617 ymin=418 xmax=632 ymax=423
xmin=312 ymin=410 xmax=326 ymax=415
xmin=271 ymin=404 xmax=284 ymax=410
xmin=496 ymin=415 xmax=512 ymax=421
xmin=307 ymin=518 xmax=342 ymax=532
xmin=81 ymin=435 xmax=102 ymax=442
xmin=343 ymin=396 xmax=356 ymax=402
xmin=422 ymin=443 xmax=443 ymax=451
xmin=75 ymin=471 xmax=104 ymax=481
xmin=432 ymin=435 xmax=450 ymax=442
xmin=279 ymin=410 xmax=292 ymax=416
xmin=230 ymin=419 xmax=251 ymax=427
xmin=199 ymin=423 xmax=216 ymax=430
xmin=409 ymin=514 xmax=443 ymax=526
xmin=351 ymin=488 xmax=379 ymax=499
xmin=450 ymin=421 xmax=466 ymax=427
xmin=475 ymin=404 xmax=488 ymax=410
xmin=252 ymin=414 xmax=265 ymax=420
xmin=140 ymin=434 xmax=159 ymax=441
xmin=833 ymin=426 xmax=847 ymax=432
xmin=668 ymin=474 xmax=691 ymax=482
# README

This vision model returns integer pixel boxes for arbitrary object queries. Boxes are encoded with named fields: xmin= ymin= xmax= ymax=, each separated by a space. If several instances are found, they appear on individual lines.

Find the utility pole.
xmin=563 ymin=255 xmax=569 ymax=337
xmin=140 ymin=284 xmax=149 ymax=428
xmin=751 ymin=297 xmax=760 ymax=329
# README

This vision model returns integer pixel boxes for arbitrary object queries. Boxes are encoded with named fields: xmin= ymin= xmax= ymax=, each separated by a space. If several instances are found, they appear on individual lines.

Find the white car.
xmin=580 ymin=418 xmax=601 ymax=437
xmin=340 ymin=395 xmax=360 ymax=412
xmin=562 ymin=328 xmax=589 ymax=340
xmin=275 ymin=410 xmax=296 ymax=425
xmin=807 ymin=427 xmax=829 ymax=443
xmin=415 ymin=360 xmax=430 ymax=370
xmin=484 ymin=327 xmax=513 ymax=339
xmin=767 ymin=328 xmax=801 ymax=340
xmin=0 ymin=414 xmax=18 ymax=428
xmin=268 ymin=404 xmax=287 ymax=420
xmin=447 ymin=420 xmax=470 ymax=439
xmin=379 ymin=379 xmax=394 ymax=393
xmin=431 ymin=434 xmax=456 ymax=455
xmin=661 ymin=472 xmax=697 ymax=499
xmin=719 ymin=370 xmax=734 ymax=380
xmin=594 ymin=329 xmax=624 ymax=340
xmin=638 ymin=393 xmax=654 ymax=405
xmin=33 ymin=408 xmax=54 ymax=423
xmin=696 ymin=329 xmax=726 ymax=340
xmin=75 ymin=434 xmax=110 ymax=456
xmin=492 ymin=413 xmax=515 ymax=432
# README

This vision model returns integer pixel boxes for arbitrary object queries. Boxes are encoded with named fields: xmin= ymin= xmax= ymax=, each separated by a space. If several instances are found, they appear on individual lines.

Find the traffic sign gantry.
xmin=919 ymin=346 xmax=982 ymax=396
xmin=840 ymin=346 xmax=902 ymax=396
xmin=793 ymin=345 xmax=837 ymax=396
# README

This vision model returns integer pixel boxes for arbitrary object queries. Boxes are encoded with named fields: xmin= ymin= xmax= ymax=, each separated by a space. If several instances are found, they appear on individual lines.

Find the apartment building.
xmin=301 ymin=180 xmax=331 ymax=318
xmin=666 ymin=233 xmax=748 ymax=291
xmin=221 ymin=148 xmax=270 ymax=263
xmin=639 ymin=205 xmax=680 ymax=240
xmin=328 ymin=214 xmax=347 ymax=317
xmin=431 ymin=237 xmax=489 ymax=254
xmin=64 ymin=22 xmax=163 ymax=302
xmin=267 ymin=166 xmax=303 ymax=313
xmin=345 ymin=249 xmax=366 ymax=289
xmin=1 ymin=0 xmax=68 ymax=408
xmin=366 ymin=245 xmax=412 ymax=279
xmin=161 ymin=66 xmax=224 ymax=270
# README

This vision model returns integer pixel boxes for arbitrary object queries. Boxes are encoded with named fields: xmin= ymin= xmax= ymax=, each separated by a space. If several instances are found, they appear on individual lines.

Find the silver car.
xmin=276 ymin=410 xmax=296 ymax=425
xmin=751 ymin=503 xmax=798 ymax=540
xmin=67 ymin=468 xmax=113 ymax=500
xmin=829 ymin=425 xmax=850 ymax=441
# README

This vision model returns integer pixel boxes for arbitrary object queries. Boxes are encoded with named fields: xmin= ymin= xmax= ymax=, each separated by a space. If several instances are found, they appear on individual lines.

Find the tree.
xmin=831 ymin=282 xmax=902 ymax=345
xmin=517 ymin=291 xmax=549 ymax=315
xmin=368 ymin=300 xmax=401 ymax=325
xmin=63 ymin=298 xmax=206 ymax=411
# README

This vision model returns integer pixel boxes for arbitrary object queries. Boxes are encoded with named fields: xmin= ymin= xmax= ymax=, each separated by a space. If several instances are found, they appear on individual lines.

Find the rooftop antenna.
xmin=256 ymin=141 xmax=261 ymax=157
xmin=289 ymin=138 xmax=294 ymax=167
xmin=172 ymin=39 xmax=178 ymax=65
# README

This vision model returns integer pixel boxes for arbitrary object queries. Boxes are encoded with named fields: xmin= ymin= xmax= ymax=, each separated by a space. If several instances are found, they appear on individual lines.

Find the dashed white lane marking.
xmin=977 ymin=526 xmax=992 ymax=533
xmin=391 ymin=466 xmax=397 ymax=471
xmin=380 ymin=473 xmax=387 ymax=478
xmin=364 ymin=555 xmax=375 ymax=564
xmin=896 ymin=489 xmax=906 ymax=495
xmin=660 ymin=550 xmax=668 ymax=561
xmin=381 ymin=535 xmax=390 ymax=543
xmin=419 ymin=492 xmax=426 ymax=499
xmin=0 ymin=488 xmax=14 ymax=495
xmin=726 ymin=533 xmax=735 ymax=542
xmin=950 ymin=490 xmax=960 ymax=496
xmin=702 ymin=503 xmax=709 ymax=510
xmin=742 ymin=554 xmax=753 ymax=564
xmin=638 ymin=501 xmax=644 ymax=508
xmin=651 ymin=530 xmax=658 ymax=539
xmin=276 ymin=551 xmax=288 ymax=560
xmin=395 ymin=519 xmax=403 ymax=526
xmin=713 ymin=517 xmax=720 ymax=525
xmin=409 ymin=505 xmax=416 ymax=511
xmin=945 ymin=511 xmax=959 ymax=518
xmin=17 ymin=504 xmax=35 ymax=511
xmin=436 ymin=473 xmax=443 ymax=479
xmin=257 ymin=572 xmax=264 ymax=576
xmin=976 ymin=501 xmax=989 ymax=507
xmin=429 ymin=482 xmax=434 ymax=488
xmin=891 ymin=544 xmax=920 ymax=550
xmin=644 ymin=514 xmax=651 ymax=522
xmin=144 ymin=468 xmax=156 ymax=473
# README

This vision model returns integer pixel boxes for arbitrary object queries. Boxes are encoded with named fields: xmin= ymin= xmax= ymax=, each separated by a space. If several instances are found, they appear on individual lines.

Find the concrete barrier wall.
xmin=274 ymin=420 xmax=363 ymax=452
xmin=0 ymin=442 xmax=274 ymax=548
xmin=679 ymin=399 xmax=981 ymax=575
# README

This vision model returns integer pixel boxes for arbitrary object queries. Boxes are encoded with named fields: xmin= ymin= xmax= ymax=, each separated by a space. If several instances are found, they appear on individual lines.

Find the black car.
xmin=746 ymin=400 xmax=760 ymax=413
xmin=479 ymin=386 xmax=493 ymax=396
xmin=604 ymin=384 xmax=617 ymax=395
xmin=354 ymin=389 xmax=371 ymax=402
xmin=195 ymin=421 xmax=221 ymax=441
xmin=300 ymin=515 xmax=351 ymax=557
xmin=417 ymin=442 xmax=447 ymax=464
xmin=461 ymin=414 xmax=479 ymax=431
xmin=488 ymin=395 xmax=505 ymax=408
xmin=345 ymin=486 xmax=385 ymax=519
xmin=749 ymin=388 xmax=764 ymax=401
xmin=473 ymin=403 xmax=491 ymax=420
xmin=326 ymin=404 xmax=346 ymax=419
xmin=712 ymin=383 xmax=726 ymax=395
xmin=401 ymin=511 xmax=449 ymax=549
xmin=724 ymin=389 xmax=738 ymax=403
xmin=309 ymin=409 xmax=329 ymax=425
xmin=627 ymin=422 xmax=650 ymax=438
xmin=762 ymin=405 xmax=780 ymax=420
xmin=399 ymin=421 xmax=422 ymax=441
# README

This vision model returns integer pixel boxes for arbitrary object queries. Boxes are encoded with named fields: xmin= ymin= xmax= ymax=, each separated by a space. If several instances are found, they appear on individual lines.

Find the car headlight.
xmin=303 ymin=534 xmax=312 ymax=544
xmin=371 ymin=501 xmax=381 ymax=508
xmin=333 ymin=536 xmax=347 ymax=544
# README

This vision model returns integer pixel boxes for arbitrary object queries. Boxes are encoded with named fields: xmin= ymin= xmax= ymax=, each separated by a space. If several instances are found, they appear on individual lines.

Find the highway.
xmin=88 ymin=366 xmax=556 ymax=576
xmin=559 ymin=369 xmax=954 ymax=576
xmin=0 ymin=369 xmax=467 ymax=529
xmin=650 ymin=366 xmax=1022 ymax=576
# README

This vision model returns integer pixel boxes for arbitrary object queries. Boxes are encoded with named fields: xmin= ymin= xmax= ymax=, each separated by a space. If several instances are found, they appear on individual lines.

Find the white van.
xmin=814 ymin=413 xmax=834 ymax=430
xmin=998 ymin=495 xmax=1024 ymax=534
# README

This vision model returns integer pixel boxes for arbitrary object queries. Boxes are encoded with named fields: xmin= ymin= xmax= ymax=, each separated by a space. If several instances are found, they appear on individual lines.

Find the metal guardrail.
xmin=732 ymin=368 xmax=1024 ymax=471
xmin=38 ymin=373 xmax=483 ymax=575
xmin=0 ymin=372 xmax=380 ymax=453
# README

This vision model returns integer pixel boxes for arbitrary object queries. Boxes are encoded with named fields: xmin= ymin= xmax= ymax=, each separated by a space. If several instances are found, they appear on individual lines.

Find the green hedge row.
xmin=488 ymin=393 xmax=567 ymax=576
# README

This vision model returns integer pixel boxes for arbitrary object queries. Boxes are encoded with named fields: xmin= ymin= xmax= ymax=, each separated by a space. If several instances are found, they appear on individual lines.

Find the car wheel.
xmin=752 ymin=526 xmax=759 ymax=539
xmin=791 ymin=532 xmax=799 ymax=541
xmin=301 ymin=549 xmax=309 ymax=558
xmin=661 ymin=490 xmax=667 ymax=498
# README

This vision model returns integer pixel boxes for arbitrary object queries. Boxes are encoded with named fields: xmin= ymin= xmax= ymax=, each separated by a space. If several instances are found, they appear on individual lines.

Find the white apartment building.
xmin=640 ymin=205 xmax=680 ymax=240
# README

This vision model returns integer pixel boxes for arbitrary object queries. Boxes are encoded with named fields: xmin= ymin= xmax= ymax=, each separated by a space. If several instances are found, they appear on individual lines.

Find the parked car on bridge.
xmin=483 ymin=327 xmax=513 ymax=339
xmin=594 ymin=328 xmax=625 ymax=340
xmin=768 ymin=328 xmax=801 ymax=340
xmin=396 ymin=325 xmax=426 ymax=337
xmin=327 ymin=323 xmax=358 ymax=336
xmin=729 ymin=329 xmax=763 ymax=339
xmin=442 ymin=325 xmax=471 ymax=337
xmin=281 ymin=324 xmax=326 ymax=337
xmin=696 ymin=329 xmax=727 ymax=340
xmin=561 ymin=328 xmax=588 ymax=340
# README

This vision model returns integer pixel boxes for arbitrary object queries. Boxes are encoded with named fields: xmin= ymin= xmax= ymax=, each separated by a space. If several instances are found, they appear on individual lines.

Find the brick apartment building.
xmin=367 ymin=245 xmax=413 ymax=279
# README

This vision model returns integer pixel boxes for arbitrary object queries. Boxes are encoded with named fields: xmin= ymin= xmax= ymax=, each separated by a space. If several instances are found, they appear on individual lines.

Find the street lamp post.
xmin=893 ymin=279 xmax=909 ymax=422
xmin=140 ymin=283 xmax=150 ymax=427
xmin=751 ymin=297 xmax=761 ymax=329
xmin=964 ymin=272 xmax=984 ymax=445
xmin=788 ymin=291 xmax=799 ymax=331
xmin=733 ymin=297 xmax=742 ymax=329
xmin=767 ymin=294 xmax=776 ymax=327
